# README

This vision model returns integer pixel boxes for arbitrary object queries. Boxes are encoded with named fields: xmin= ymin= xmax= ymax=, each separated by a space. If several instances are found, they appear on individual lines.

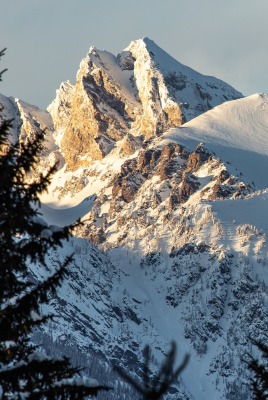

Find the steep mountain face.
xmin=1 ymin=39 xmax=267 ymax=400
xmin=48 ymin=37 xmax=242 ymax=170
xmin=36 ymin=94 xmax=268 ymax=400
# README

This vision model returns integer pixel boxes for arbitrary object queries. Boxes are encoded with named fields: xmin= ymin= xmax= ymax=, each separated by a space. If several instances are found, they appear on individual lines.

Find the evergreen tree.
xmin=246 ymin=337 xmax=268 ymax=400
xmin=0 ymin=50 xmax=110 ymax=399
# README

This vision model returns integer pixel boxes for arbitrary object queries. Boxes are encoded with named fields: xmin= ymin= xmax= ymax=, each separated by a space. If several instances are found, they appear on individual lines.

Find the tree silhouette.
xmin=246 ymin=337 xmax=268 ymax=400
xmin=114 ymin=342 xmax=189 ymax=400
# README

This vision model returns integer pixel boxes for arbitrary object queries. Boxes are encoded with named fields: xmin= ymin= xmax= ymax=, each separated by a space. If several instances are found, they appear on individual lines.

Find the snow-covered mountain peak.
xmin=124 ymin=37 xmax=156 ymax=60
xmin=125 ymin=36 xmax=181 ymax=67
xmin=124 ymin=36 xmax=171 ymax=58
xmin=88 ymin=45 xmax=97 ymax=53
xmin=44 ymin=38 xmax=243 ymax=171
xmin=126 ymin=37 xmax=241 ymax=95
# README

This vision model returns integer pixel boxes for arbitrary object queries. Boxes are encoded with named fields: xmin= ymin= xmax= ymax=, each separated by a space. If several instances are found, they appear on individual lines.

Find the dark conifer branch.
xmin=244 ymin=336 xmax=268 ymax=399
xmin=114 ymin=341 xmax=189 ymax=400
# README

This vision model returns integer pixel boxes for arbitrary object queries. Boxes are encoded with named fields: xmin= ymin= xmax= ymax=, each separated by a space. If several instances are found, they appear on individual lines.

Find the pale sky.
xmin=1 ymin=0 xmax=268 ymax=109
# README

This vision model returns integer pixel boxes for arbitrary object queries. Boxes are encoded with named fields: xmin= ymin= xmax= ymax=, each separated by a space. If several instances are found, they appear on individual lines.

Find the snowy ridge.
xmin=163 ymin=93 xmax=268 ymax=188
xmin=126 ymin=37 xmax=242 ymax=121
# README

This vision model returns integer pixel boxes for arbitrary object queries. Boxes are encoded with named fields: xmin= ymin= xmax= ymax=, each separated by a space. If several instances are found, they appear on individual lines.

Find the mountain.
xmin=1 ymin=38 xmax=267 ymax=399
xmin=48 ymin=37 xmax=242 ymax=170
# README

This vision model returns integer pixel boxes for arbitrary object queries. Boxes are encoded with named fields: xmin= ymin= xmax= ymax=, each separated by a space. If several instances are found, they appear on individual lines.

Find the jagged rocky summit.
xmin=0 ymin=37 xmax=242 ymax=173
xmin=47 ymin=37 xmax=242 ymax=170
xmin=1 ymin=38 xmax=268 ymax=400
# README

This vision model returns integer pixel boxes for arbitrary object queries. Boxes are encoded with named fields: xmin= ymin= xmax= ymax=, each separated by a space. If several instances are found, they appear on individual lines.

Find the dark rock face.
xmin=112 ymin=159 xmax=140 ymax=203
xmin=156 ymin=143 xmax=188 ymax=180
xmin=186 ymin=144 xmax=212 ymax=172
xmin=117 ymin=51 xmax=136 ymax=71
xmin=218 ymin=169 xmax=231 ymax=183
xmin=121 ymin=176 xmax=141 ymax=203
xmin=137 ymin=149 xmax=156 ymax=173
xmin=210 ymin=184 xmax=233 ymax=200
xmin=179 ymin=173 xmax=200 ymax=202
xmin=168 ymin=172 xmax=200 ymax=209
xmin=164 ymin=71 xmax=187 ymax=91
xmin=208 ymin=177 xmax=251 ymax=201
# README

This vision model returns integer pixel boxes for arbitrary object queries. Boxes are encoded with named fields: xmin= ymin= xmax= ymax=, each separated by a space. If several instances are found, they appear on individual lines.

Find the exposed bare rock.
xmin=160 ymin=143 xmax=185 ymax=161
xmin=137 ymin=149 xmax=159 ymax=175
xmin=121 ymin=176 xmax=140 ymax=203
xmin=117 ymin=51 xmax=135 ymax=71
xmin=125 ymin=40 xmax=185 ymax=137
xmin=208 ymin=180 xmax=251 ymax=201
xmin=109 ymin=142 xmax=214 ymax=220
xmin=186 ymin=144 xmax=212 ymax=172
xmin=179 ymin=172 xmax=200 ymax=202
xmin=217 ymin=169 xmax=231 ymax=183
xmin=119 ymin=134 xmax=143 ymax=157
xmin=209 ymin=184 xmax=232 ymax=200
xmin=156 ymin=143 xmax=188 ymax=180
xmin=111 ymin=158 xmax=143 ymax=205
xmin=78 ymin=134 xmax=256 ymax=259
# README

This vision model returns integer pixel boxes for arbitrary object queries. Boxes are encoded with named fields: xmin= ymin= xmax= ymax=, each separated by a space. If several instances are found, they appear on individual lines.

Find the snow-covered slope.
xmin=164 ymin=93 xmax=268 ymax=188
xmin=34 ymin=93 xmax=268 ymax=400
